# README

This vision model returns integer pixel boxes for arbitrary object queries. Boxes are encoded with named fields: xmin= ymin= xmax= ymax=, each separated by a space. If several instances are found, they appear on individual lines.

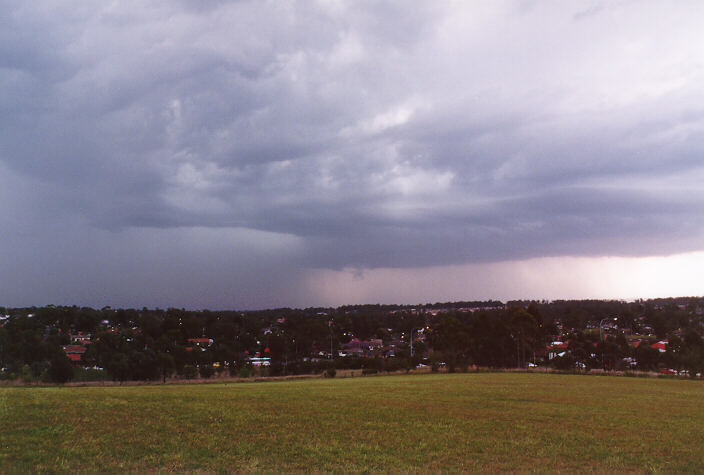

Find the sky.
xmin=2 ymin=1 xmax=704 ymax=309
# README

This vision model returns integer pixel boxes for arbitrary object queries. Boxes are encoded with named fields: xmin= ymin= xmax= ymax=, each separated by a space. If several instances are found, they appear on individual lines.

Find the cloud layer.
xmin=2 ymin=1 xmax=704 ymax=307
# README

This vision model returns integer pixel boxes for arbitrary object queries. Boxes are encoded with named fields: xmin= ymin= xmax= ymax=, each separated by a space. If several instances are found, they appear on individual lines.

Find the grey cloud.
xmin=2 ymin=1 xmax=704 ymax=307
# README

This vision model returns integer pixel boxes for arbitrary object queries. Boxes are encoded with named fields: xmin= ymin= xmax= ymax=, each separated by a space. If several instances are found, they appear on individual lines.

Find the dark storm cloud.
xmin=2 ymin=0 xmax=704 ymax=307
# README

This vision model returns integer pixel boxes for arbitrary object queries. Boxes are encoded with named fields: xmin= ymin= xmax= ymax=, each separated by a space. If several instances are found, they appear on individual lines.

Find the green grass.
xmin=2 ymin=373 xmax=703 ymax=471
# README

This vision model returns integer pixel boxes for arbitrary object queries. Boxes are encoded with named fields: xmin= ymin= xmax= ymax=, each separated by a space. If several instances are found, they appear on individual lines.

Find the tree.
xmin=47 ymin=352 xmax=74 ymax=384
xmin=157 ymin=353 xmax=175 ymax=383
xmin=597 ymin=337 xmax=625 ymax=371
xmin=635 ymin=341 xmax=659 ymax=371
xmin=664 ymin=336 xmax=683 ymax=373
xmin=566 ymin=331 xmax=599 ymax=370
xmin=507 ymin=307 xmax=542 ymax=368
xmin=429 ymin=314 xmax=468 ymax=372
xmin=105 ymin=353 xmax=131 ymax=383
xmin=681 ymin=329 xmax=704 ymax=377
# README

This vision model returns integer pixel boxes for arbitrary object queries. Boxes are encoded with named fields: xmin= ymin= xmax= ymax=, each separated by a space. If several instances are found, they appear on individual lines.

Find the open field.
xmin=1 ymin=373 xmax=703 ymax=472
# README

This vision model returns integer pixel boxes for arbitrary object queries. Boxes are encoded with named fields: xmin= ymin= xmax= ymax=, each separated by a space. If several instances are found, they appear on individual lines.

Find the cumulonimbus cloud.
xmin=2 ymin=1 xmax=704 ymax=307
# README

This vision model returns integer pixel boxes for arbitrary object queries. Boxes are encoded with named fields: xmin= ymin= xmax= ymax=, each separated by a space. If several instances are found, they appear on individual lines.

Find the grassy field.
xmin=1 ymin=373 xmax=703 ymax=472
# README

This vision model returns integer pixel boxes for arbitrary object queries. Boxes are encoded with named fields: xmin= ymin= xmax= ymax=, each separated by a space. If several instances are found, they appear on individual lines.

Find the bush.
xmin=325 ymin=367 xmax=337 ymax=378
xmin=72 ymin=367 xmax=108 ymax=382
xmin=181 ymin=365 xmax=198 ymax=379
xmin=268 ymin=361 xmax=284 ymax=376
xmin=21 ymin=365 xmax=34 ymax=383
xmin=47 ymin=353 xmax=74 ymax=384
xmin=199 ymin=364 xmax=215 ymax=379
xmin=288 ymin=359 xmax=315 ymax=375
xmin=31 ymin=361 xmax=46 ymax=379
xmin=238 ymin=366 xmax=251 ymax=378
xmin=429 ymin=354 xmax=440 ymax=372
xmin=362 ymin=368 xmax=378 ymax=375
xmin=383 ymin=358 xmax=407 ymax=373
xmin=552 ymin=355 xmax=576 ymax=371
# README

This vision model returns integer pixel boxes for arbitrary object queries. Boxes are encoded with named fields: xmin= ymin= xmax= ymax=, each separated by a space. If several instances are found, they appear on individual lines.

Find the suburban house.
xmin=547 ymin=341 xmax=569 ymax=360
xmin=651 ymin=340 xmax=668 ymax=353
xmin=63 ymin=345 xmax=87 ymax=364
xmin=342 ymin=338 xmax=384 ymax=357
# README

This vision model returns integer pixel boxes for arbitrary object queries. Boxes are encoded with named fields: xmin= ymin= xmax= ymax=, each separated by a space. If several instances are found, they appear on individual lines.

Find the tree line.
xmin=1 ymin=297 xmax=703 ymax=383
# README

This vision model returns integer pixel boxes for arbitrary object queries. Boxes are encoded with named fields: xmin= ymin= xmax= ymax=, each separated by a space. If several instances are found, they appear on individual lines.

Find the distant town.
xmin=2 ymin=297 xmax=703 ymax=384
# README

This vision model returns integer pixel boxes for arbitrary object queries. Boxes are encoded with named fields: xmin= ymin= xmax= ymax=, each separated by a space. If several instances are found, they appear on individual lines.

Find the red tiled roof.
xmin=67 ymin=353 xmax=82 ymax=362
xmin=187 ymin=338 xmax=212 ymax=343
xmin=63 ymin=345 xmax=87 ymax=354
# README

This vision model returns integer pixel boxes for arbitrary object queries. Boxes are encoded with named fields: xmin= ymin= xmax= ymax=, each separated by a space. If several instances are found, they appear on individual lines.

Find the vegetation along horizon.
xmin=2 ymin=372 xmax=703 ymax=471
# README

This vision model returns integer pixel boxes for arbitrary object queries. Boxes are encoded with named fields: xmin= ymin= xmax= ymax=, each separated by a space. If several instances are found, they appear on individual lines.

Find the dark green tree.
xmin=47 ymin=352 xmax=74 ymax=384
xmin=507 ymin=307 xmax=543 ymax=368
xmin=157 ymin=353 xmax=175 ymax=383
xmin=429 ymin=314 xmax=469 ymax=372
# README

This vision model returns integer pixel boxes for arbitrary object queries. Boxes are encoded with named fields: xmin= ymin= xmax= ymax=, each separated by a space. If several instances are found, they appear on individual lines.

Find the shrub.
xmin=30 ymin=361 xmax=46 ymax=379
xmin=199 ymin=364 xmax=215 ymax=379
xmin=21 ymin=365 xmax=34 ymax=383
xmin=429 ymin=354 xmax=440 ymax=372
xmin=72 ymin=367 xmax=107 ymax=382
xmin=181 ymin=365 xmax=198 ymax=379
xmin=47 ymin=353 xmax=74 ymax=384
xmin=269 ymin=361 xmax=284 ymax=376
xmin=0 ymin=368 xmax=13 ymax=381
xmin=238 ymin=366 xmax=251 ymax=378
xmin=383 ymin=358 xmax=407 ymax=373
xmin=325 ymin=367 xmax=337 ymax=378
